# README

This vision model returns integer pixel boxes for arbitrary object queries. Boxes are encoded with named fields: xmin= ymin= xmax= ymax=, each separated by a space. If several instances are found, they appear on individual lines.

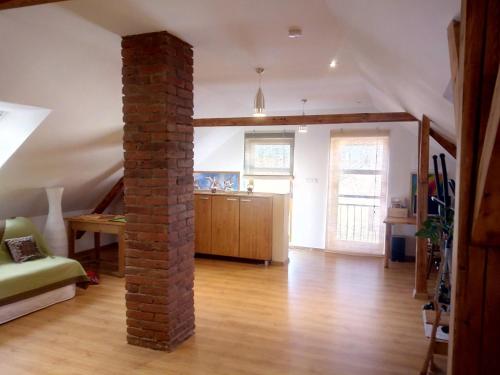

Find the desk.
xmin=383 ymin=216 xmax=416 ymax=268
xmin=66 ymin=215 xmax=126 ymax=277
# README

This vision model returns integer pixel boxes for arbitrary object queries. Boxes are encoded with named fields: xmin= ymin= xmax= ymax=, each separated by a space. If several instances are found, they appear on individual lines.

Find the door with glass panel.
xmin=326 ymin=133 xmax=389 ymax=254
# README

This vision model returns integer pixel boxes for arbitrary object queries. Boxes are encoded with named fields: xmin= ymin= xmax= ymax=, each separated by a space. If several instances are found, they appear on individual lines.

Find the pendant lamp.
xmin=253 ymin=67 xmax=266 ymax=117
xmin=298 ymin=98 xmax=308 ymax=133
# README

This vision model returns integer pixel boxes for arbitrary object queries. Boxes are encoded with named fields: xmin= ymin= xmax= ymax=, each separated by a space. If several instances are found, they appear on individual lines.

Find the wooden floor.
xmin=0 ymin=249 xmax=428 ymax=374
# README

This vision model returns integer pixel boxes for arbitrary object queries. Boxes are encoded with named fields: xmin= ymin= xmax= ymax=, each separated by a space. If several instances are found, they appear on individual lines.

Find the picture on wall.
xmin=194 ymin=171 xmax=240 ymax=192
xmin=410 ymin=173 xmax=443 ymax=216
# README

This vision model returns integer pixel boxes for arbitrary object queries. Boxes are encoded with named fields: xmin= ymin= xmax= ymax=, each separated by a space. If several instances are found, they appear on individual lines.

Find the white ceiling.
xmin=0 ymin=0 xmax=459 ymax=217
xmin=58 ymin=0 xmax=459 ymax=129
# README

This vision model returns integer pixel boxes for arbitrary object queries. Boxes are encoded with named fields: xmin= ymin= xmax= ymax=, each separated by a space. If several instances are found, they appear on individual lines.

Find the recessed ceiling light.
xmin=329 ymin=59 xmax=337 ymax=68
xmin=288 ymin=27 xmax=303 ymax=39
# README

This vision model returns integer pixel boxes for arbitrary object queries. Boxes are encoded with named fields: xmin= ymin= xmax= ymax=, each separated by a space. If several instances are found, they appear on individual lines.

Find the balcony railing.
xmin=336 ymin=203 xmax=380 ymax=243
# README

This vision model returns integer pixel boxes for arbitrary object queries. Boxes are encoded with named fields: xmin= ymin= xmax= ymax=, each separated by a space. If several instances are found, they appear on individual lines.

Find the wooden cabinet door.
xmin=239 ymin=197 xmax=272 ymax=260
xmin=194 ymin=195 xmax=212 ymax=254
xmin=211 ymin=196 xmax=240 ymax=256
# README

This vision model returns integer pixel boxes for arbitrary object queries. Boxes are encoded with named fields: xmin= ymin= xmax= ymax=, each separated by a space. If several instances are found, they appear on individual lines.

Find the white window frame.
xmin=244 ymin=132 xmax=295 ymax=177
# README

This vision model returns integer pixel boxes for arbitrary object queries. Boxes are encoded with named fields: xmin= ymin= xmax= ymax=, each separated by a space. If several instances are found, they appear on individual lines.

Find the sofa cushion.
xmin=0 ymin=217 xmax=52 ymax=265
xmin=0 ymin=256 xmax=88 ymax=306
xmin=4 ymin=236 xmax=46 ymax=263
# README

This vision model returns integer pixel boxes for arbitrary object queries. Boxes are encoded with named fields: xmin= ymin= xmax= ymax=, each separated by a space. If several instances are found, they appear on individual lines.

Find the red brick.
xmin=123 ymin=30 xmax=194 ymax=352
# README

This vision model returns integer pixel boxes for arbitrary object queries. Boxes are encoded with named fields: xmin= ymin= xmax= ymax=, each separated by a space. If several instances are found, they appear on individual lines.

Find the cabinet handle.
xmin=226 ymin=198 xmax=238 ymax=201
xmin=199 ymin=197 xmax=209 ymax=200
xmin=240 ymin=199 xmax=252 ymax=202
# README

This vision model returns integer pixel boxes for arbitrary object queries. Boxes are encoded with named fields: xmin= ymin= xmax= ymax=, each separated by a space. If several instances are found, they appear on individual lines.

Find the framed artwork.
xmin=410 ymin=173 xmax=443 ymax=216
xmin=193 ymin=171 xmax=240 ymax=192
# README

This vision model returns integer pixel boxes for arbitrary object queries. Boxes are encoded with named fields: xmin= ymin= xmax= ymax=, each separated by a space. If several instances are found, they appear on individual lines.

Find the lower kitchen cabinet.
xmin=194 ymin=192 xmax=289 ymax=262
xmin=239 ymin=197 xmax=272 ymax=260
xmin=194 ymin=194 xmax=212 ymax=254
xmin=211 ymin=195 xmax=240 ymax=257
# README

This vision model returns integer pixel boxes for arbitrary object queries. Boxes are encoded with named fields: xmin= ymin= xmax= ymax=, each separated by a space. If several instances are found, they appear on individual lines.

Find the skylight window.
xmin=0 ymin=102 xmax=50 ymax=169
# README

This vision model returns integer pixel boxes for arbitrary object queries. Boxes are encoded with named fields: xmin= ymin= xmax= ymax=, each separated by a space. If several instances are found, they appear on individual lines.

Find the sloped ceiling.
xmin=0 ymin=5 xmax=123 ymax=218
xmin=0 ymin=0 xmax=459 ymax=218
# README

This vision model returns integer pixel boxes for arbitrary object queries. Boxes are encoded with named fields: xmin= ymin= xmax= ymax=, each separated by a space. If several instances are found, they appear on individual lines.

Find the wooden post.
xmin=448 ymin=0 xmax=500 ymax=373
xmin=415 ymin=115 xmax=430 ymax=299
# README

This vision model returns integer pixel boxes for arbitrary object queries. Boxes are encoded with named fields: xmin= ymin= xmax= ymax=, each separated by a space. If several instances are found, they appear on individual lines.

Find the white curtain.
xmin=326 ymin=131 xmax=389 ymax=255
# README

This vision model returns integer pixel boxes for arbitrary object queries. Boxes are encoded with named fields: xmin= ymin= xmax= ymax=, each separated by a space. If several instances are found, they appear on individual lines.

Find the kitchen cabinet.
xmin=211 ymin=195 xmax=240 ymax=257
xmin=239 ymin=197 xmax=272 ymax=260
xmin=194 ymin=194 xmax=212 ymax=254
xmin=194 ymin=192 xmax=289 ymax=263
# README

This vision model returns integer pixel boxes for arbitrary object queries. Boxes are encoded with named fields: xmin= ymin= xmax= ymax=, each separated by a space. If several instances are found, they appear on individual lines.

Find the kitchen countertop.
xmin=194 ymin=190 xmax=287 ymax=198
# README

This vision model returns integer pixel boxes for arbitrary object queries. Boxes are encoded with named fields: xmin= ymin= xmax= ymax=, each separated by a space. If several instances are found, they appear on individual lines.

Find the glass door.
xmin=326 ymin=133 xmax=389 ymax=254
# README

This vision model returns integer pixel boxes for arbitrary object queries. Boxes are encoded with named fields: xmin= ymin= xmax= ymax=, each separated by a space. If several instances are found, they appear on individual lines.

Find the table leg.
xmin=68 ymin=225 xmax=75 ymax=259
xmin=118 ymin=229 xmax=125 ymax=277
xmin=384 ymin=223 xmax=392 ymax=268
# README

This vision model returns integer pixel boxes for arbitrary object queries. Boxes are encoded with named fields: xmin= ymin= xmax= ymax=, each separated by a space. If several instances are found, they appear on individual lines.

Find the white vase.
xmin=44 ymin=187 xmax=68 ymax=257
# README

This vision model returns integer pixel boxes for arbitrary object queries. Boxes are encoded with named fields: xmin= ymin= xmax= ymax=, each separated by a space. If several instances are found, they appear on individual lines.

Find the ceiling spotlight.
xmin=329 ymin=59 xmax=337 ymax=68
xmin=253 ymin=67 xmax=266 ymax=117
xmin=288 ymin=26 xmax=303 ymax=39
xmin=298 ymin=99 xmax=308 ymax=134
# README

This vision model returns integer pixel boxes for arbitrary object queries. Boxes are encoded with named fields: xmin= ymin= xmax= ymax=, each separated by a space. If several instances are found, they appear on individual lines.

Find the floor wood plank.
xmin=0 ymin=250 xmax=428 ymax=374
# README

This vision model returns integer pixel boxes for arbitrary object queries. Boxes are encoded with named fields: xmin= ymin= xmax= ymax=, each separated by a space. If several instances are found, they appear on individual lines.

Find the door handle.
xmin=226 ymin=198 xmax=238 ymax=201
xmin=240 ymin=199 xmax=252 ymax=202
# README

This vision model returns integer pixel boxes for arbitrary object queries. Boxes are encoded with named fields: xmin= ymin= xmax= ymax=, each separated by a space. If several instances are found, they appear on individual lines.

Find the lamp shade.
xmin=254 ymin=87 xmax=265 ymax=117
xmin=298 ymin=124 xmax=308 ymax=133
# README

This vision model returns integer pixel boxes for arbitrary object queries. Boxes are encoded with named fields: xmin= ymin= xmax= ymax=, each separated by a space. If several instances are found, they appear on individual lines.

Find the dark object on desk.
xmin=412 ymin=195 xmax=440 ymax=216
xmin=390 ymin=236 xmax=406 ymax=262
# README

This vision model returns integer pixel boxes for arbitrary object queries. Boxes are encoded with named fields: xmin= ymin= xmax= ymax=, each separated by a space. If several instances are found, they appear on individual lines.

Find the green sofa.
xmin=0 ymin=217 xmax=88 ymax=322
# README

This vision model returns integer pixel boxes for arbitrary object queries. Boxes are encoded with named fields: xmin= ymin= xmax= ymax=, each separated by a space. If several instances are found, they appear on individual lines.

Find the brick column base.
xmin=121 ymin=31 xmax=195 ymax=351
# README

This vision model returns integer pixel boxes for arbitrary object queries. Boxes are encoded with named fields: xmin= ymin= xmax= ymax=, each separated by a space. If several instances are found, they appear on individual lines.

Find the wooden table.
xmin=66 ymin=214 xmax=126 ymax=277
xmin=383 ymin=216 xmax=417 ymax=268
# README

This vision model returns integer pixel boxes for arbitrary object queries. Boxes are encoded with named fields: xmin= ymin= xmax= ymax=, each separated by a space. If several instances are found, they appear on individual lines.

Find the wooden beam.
xmin=415 ymin=115 xmax=430 ymax=299
xmin=92 ymin=177 xmax=124 ymax=215
xmin=76 ymin=177 xmax=124 ymax=239
xmin=472 ymin=66 xmax=500 ymax=245
xmin=429 ymin=127 xmax=457 ymax=158
xmin=193 ymin=112 xmax=417 ymax=127
xmin=449 ymin=0 xmax=500 ymax=373
xmin=0 ymin=0 xmax=66 ymax=10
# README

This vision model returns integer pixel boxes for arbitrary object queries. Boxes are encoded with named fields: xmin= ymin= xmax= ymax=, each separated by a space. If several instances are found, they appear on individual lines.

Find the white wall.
xmin=0 ymin=5 xmax=123 ymax=219
xmin=194 ymin=123 xmax=456 ymax=255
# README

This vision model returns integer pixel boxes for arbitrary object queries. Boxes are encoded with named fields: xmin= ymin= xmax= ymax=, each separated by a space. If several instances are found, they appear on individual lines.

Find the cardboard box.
xmin=388 ymin=207 xmax=408 ymax=218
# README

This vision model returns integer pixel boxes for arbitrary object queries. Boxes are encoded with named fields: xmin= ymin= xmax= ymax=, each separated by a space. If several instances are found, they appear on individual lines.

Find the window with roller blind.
xmin=326 ymin=131 xmax=389 ymax=254
xmin=244 ymin=132 xmax=294 ymax=194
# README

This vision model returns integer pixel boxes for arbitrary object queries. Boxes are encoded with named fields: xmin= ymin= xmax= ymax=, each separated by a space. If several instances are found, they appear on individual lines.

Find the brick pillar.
xmin=121 ymin=31 xmax=195 ymax=351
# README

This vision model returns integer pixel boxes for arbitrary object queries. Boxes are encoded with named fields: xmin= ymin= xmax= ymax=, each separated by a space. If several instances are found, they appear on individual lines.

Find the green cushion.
xmin=0 ymin=217 xmax=53 ymax=264
xmin=0 ymin=256 xmax=88 ymax=305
